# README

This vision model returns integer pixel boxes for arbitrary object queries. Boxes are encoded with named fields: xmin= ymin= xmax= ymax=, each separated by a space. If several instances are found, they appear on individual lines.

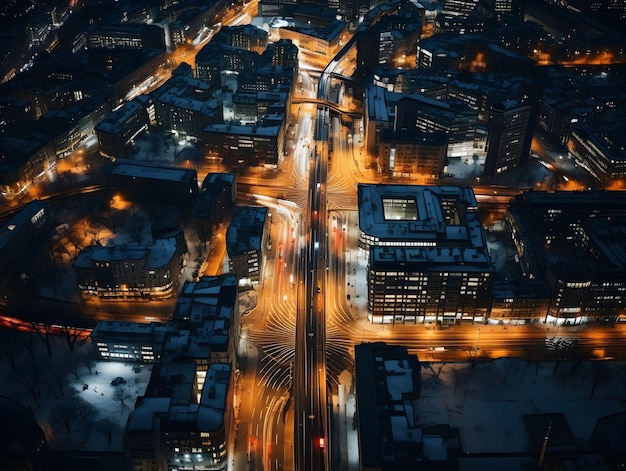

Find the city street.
xmin=2 ymin=2 xmax=626 ymax=471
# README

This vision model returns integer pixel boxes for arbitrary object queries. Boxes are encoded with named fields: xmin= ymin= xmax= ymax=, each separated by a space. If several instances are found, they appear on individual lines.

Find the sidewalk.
xmin=332 ymin=370 xmax=359 ymax=471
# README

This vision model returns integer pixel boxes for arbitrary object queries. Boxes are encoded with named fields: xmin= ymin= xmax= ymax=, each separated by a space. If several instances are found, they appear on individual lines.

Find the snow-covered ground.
xmin=333 ymin=354 xmax=626 ymax=471
xmin=0 ymin=330 xmax=152 ymax=451
xmin=419 ymin=358 xmax=626 ymax=453
xmin=445 ymin=153 xmax=554 ymax=189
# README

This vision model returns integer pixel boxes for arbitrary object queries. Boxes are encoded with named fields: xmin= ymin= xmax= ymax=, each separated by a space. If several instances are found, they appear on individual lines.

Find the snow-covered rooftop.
xmin=104 ymin=159 xmax=197 ymax=183
xmin=74 ymin=238 xmax=177 ymax=269
xmin=358 ymin=184 xmax=480 ymax=243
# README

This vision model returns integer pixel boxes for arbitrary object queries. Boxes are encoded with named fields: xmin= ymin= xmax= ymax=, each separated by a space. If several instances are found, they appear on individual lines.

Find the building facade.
xmin=355 ymin=342 xmax=460 ymax=470
xmin=203 ymin=123 xmax=285 ymax=168
xmin=95 ymin=97 xmax=150 ymax=159
xmin=74 ymin=238 xmax=185 ymax=300
xmin=226 ymin=206 xmax=269 ymax=285
xmin=0 ymin=200 xmax=50 ymax=275
xmin=484 ymin=99 xmax=532 ymax=177
xmin=359 ymin=184 xmax=494 ymax=324
xmin=102 ymin=160 xmax=199 ymax=203
xmin=377 ymin=128 xmax=448 ymax=179
xmin=91 ymin=321 xmax=174 ymax=362
xmin=506 ymin=190 xmax=626 ymax=324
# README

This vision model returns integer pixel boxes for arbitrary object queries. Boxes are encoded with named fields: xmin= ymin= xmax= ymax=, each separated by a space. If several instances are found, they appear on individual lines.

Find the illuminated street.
xmin=1 ymin=1 xmax=626 ymax=471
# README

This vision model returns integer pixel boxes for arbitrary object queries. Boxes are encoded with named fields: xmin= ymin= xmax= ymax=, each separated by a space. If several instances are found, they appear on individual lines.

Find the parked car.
xmin=111 ymin=377 xmax=126 ymax=386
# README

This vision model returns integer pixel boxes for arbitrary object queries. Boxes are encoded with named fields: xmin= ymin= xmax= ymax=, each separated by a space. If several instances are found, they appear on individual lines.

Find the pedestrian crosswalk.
xmin=544 ymin=336 xmax=577 ymax=350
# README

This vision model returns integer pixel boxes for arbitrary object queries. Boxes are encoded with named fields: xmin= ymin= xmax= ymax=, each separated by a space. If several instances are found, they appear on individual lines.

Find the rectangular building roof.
xmin=103 ymin=159 xmax=197 ymax=183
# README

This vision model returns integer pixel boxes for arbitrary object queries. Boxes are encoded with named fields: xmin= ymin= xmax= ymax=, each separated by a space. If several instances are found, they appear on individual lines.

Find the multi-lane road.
xmin=4 ymin=5 xmax=626 ymax=471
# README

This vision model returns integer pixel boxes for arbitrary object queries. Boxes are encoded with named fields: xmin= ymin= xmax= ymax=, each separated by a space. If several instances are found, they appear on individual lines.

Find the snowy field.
xmin=419 ymin=358 xmax=626 ymax=453
xmin=0 ymin=331 xmax=152 ymax=451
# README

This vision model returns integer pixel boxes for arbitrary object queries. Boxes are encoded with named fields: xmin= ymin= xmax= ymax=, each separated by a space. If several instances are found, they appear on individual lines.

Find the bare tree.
xmin=46 ymin=358 xmax=69 ymax=398
xmin=0 ymin=327 xmax=21 ymax=370
xmin=12 ymin=365 xmax=42 ymax=408
xmin=29 ymin=322 xmax=55 ymax=356
xmin=52 ymin=401 xmax=76 ymax=434
xmin=73 ymin=396 xmax=97 ymax=424
xmin=71 ymin=395 xmax=98 ymax=444
xmin=591 ymin=362 xmax=610 ymax=396
xmin=98 ymin=418 xmax=121 ymax=444
xmin=522 ymin=348 xmax=544 ymax=376
xmin=58 ymin=325 xmax=82 ymax=352
xmin=67 ymin=227 xmax=86 ymax=258
xmin=68 ymin=356 xmax=82 ymax=381
xmin=571 ymin=345 xmax=594 ymax=373
xmin=465 ymin=346 xmax=482 ymax=371
xmin=28 ymin=255 xmax=63 ymax=297
xmin=113 ymin=386 xmax=133 ymax=411
xmin=80 ymin=347 xmax=98 ymax=374
xmin=108 ymin=208 xmax=126 ymax=232
xmin=18 ymin=331 xmax=38 ymax=361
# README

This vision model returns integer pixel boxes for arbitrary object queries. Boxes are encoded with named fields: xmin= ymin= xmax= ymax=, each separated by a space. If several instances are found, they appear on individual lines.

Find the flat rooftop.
xmin=358 ymin=184 xmax=479 ymax=245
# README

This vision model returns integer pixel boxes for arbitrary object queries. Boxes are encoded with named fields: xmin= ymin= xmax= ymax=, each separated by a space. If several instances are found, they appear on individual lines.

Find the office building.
xmin=91 ymin=321 xmax=175 ymax=362
xmin=277 ymin=19 xmax=347 ymax=57
xmin=226 ymin=206 xmax=269 ymax=285
xmin=213 ymin=25 xmax=269 ymax=53
xmin=171 ymin=274 xmax=240 ymax=366
xmin=125 ymin=275 xmax=239 ymax=471
xmin=102 ymin=159 xmax=199 ymax=203
xmin=506 ymin=190 xmax=626 ymax=324
xmin=355 ymin=10 xmax=422 ymax=76
xmin=153 ymin=75 xmax=220 ymax=140
xmin=442 ymin=0 xmax=480 ymax=17
xmin=359 ymin=184 xmax=494 ymax=324
xmin=95 ymin=96 xmax=151 ymax=159
xmin=125 ymin=363 xmax=233 ymax=471
xmin=484 ymin=99 xmax=532 ymax=177
xmin=263 ymin=39 xmax=299 ymax=67
xmin=195 ymin=173 xmax=237 ymax=245
xmin=169 ymin=3 xmax=226 ymax=46
xmin=568 ymin=124 xmax=626 ymax=185
xmin=203 ymin=123 xmax=285 ymax=168
xmin=74 ymin=237 xmax=185 ymax=301
xmin=85 ymin=24 xmax=166 ymax=51
xmin=364 ymin=83 xmax=479 ymax=161
xmin=195 ymin=43 xmax=260 ymax=88
xmin=490 ymin=280 xmax=551 ymax=323
xmin=377 ymin=128 xmax=448 ymax=179
xmin=394 ymin=94 xmax=479 ymax=157
xmin=232 ymin=91 xmax=288 ymax=124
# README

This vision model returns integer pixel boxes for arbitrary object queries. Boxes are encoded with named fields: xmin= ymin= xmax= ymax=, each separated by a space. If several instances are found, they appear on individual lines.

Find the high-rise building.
xmin=358 ymin=184 xmax=495 ymax=324
xmin=227 ymin=206 xmax=269 ymax=284
xmin=506 ymin=191 xmax=626 ymax=324
xmin=484 ymin=99 xmax=532 ymax=177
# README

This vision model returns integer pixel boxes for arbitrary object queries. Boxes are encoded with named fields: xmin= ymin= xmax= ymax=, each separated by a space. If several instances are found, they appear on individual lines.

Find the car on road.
xmin=111 ymin=376 xmax=126 ymax=386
